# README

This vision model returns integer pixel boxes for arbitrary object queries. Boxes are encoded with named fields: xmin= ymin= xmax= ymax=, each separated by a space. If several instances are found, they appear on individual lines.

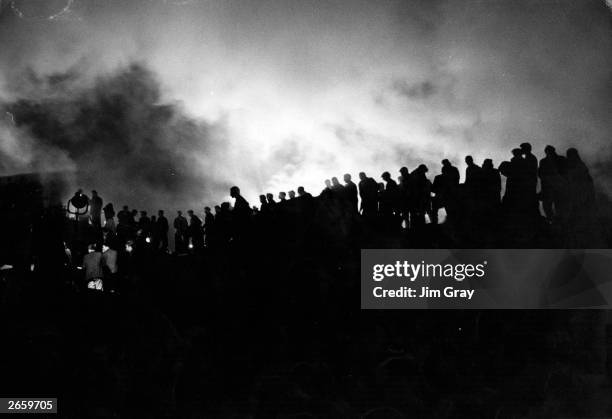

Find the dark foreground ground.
xmin=1 ymin=205 xmax=612 ymax=418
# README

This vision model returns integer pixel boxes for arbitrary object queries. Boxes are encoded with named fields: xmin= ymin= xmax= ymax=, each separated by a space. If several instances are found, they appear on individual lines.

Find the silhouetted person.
xmin=481 ymin=159 xmax=501 ymax=203
xmin=463 ymin=155 xmax=485 ymax=228
xmin=101 ymin=242 xmax=118 ymax=293
xmin=266 ymin=193 xmax=276 ymax=206
xmin=439 ymin=159 xmax=461 ymax=223
xmin=157 ymin=210 xmax=169 ymax=251
xmin=216 ymin=202 xmax=232 ymax=245
xmin=297 ymin=186 xmax=312 ymax=199
xmin=320 ymin=179 xmax=333 ymax=199
xmin=174 ymin=211 xmax=188 ymax=253
xmin=329 ymin=176 xmax=345 ymax=211
xmin=539 ymin=145 xmax=568 ymax=222
xmin=204 ymin=207 xmax=214 ymax=247
xmin=130 ymin=209 xmax=138 ymax=229
xmin=441 ymin=159 xmax=460 ymax=186
xmin=409 ymin=164 xmax=432 ymax=228
xmin=381 ymin=171 xmax=399 ymax=205
xmin=138 ymin=211 xmax=151 ymax=236
xmin=259 ymin=195 xmax=269 ymax=212
xmin=520 ymin=142 xmax=538 ymax=195
xmin=90 ymin=190 xmax=103 ymax=228
xmin=432 ymin=172 xmax=446 ymax=225
xmin=358 ymin=172 xmax=378 ymax=219
xmin=343 ymin=174 xmax=358 ymax=213
xmin=288 ymin=190 xmax=296 ymax=200
xmin=381 ymin=172 xmax=399 ymax=229
xmin=187 ymin=210 xmax=203 ymax=249
xmin=278 ymin=192 xmax=287 ymax=202
xmin=481 ymin=159 xmax=501 ymax=215
xmin=231 ymin=186 xmax=251 ymax=218
xmin=377 ymin=181 xmax=388 ymax=218
xmin=103 ymin=203 xmax=116 ymax=233
xmin=464 ymin=156 xmax=482 ymax=190
xmin=330 ymin=177 xmax=344 ymax=205
xmin=117 ymin=205 xmax=130 ymax=226
xmin=230 ymin=186 xmax=251 ymax=240
xmin=295 ymin=186 xmax=315 ymax=222
xmin=116 ymin=205 xmax=131 ymax=239
xmin=398 ymin=167 xmax=411 ymax=227
xmin=500 ymin=148 xmax=535 ymax=216
xmin=83 ymin=243 xmax=103 ymax=291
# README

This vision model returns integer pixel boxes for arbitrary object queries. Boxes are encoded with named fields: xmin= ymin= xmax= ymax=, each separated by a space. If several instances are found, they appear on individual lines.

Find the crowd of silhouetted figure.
xmin=1 ymin=143 xmax=609 ymax=418
xmin=51 ymin=142 xmax=603 ymax=292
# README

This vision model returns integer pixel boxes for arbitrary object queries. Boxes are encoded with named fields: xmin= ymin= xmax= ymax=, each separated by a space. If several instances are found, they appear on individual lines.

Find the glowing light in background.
xmin=0 ymin=0 xmax=611 ymax=209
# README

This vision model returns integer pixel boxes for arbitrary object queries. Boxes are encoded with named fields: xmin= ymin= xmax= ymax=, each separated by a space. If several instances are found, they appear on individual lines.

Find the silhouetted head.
xmin=359 ymin=172 xmax=366 ymax=180
xmin=177 ymin=210 xmax=182 ymax=216
xmin=92 ymin=190 xmax=98 ymax=197
xmin=214 ymin=205 xmax=221 ymax=214
xmin=442 ymin=159 xmax=451 ymax=167
xmin=418 ymin=164 xmax=428 ymax=173
xmin=288 ymin=190 xmax=296 ymax=199
xmin=204 ymin=207 xmax=211 ymax=213
xmin=221 ymin=202 xmax=230 ymax=211
xmin=230 ymin=186 xmax=240 ymax=198
xmin=544 ymin=145 xmax=556 ymax=156
xmin=378 ymin=182 xmax=385 ymax=191
xmin=331 ymin=177 xmax=340 ymax=186
xmin=123 ymin=205 xmax=128 ymax=211
xmin=279 ymin=192 xmax=287 ymax=200
xmin=297 ymin=186 xmax=306 ymax=195
xmin=482 ymin=159 xmax=493 ymax=170
xmin=158 ymin=210 xmax=164 ymax=216
xmin=566 ymin=147 xmax=581 ymax=162
xmin=266 ymin=193 xmax=274 ymax=202
xmin=381 ymin=171 xmax=391 ymax=181
xmin=520 ymin=142 xmax=532 ymax=153
xmin=187 ymin=210 xmax=194 ymax=217
xmin=399 ymin=167 xmax=409 ymax=177
xmin=259 ymin=194 xmax=267 ymax=204
xmin=131 ymin=209 xmax=138 ymax=215
xmin=324 ymin=179 xmax=332 ymax=188
xmin=465 ymin=155 xmax=474 ymax=165
xmin=511 ymin=148 xmax=522 ymax=158
xmin=140 ymin=211 xmax=147 ymax=217
xmin=343 ymin=173 xmax=352 ymax=183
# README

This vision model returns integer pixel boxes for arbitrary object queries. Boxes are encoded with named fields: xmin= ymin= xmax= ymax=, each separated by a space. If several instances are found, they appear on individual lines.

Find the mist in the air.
xmin=0 ymin=0 xmax=611 ymax=211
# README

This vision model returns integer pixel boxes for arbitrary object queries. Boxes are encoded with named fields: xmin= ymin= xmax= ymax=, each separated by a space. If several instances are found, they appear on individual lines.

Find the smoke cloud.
xmin=0 ymin=0 xmax=611 ymax=210
xmin=2 ymin=63 xmax=229 ymax=210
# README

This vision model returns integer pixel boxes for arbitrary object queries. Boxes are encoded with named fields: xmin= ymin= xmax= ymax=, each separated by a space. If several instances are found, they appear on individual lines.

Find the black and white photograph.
xmin=1 ymin=0 xmax=612 ymax=417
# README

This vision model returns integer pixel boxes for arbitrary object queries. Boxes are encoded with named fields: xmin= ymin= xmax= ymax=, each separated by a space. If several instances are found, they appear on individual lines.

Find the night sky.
xmin=0 ymin=0 xmax=611 ymax=210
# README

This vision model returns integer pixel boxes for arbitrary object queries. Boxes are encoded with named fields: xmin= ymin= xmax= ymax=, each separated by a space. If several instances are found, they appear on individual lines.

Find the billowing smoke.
xmin=0 ymin=0 xmax=611 ymax=209
xmin=2 ymin=63 xmax=230 ymax=211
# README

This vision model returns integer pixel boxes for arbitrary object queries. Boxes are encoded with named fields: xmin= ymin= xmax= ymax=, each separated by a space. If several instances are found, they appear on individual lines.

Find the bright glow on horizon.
xmin=1 ymin=0 xmax=611 ymax=209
